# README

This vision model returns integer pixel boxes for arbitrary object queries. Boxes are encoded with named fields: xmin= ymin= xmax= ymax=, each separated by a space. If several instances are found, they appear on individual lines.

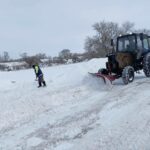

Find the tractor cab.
xmin=109 ymin=33 xmax=150 ymax=72
xmin=117 ymin=33 xmax=150 ymax=56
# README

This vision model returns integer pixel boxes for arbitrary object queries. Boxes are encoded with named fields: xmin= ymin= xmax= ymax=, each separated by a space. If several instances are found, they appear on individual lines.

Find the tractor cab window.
xmin=137 ymin=35 xmax=149 ymax=52
xmin=148 ymin=37 xmax=150 ymax=45
xmin=136 ymin=35 xmax=150 ymax=59
xmin=143 ymin=38 xmax=149 ymax=51
xmin=137 ymin=36 xmax=142 ymax=49
xmin=117 ymin=35 xmax=136 ymax=52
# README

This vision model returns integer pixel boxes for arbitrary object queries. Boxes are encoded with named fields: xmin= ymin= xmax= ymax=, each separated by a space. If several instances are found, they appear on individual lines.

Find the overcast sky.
xmin=0 ymin=0 xmax=150 ymax=58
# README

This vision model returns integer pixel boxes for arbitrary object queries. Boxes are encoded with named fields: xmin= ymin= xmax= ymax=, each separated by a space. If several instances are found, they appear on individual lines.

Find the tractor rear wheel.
xmin=122 ymin=66 xmax=134 ymax=85
xmin=143 ymin=53 xmax=150 ymax=77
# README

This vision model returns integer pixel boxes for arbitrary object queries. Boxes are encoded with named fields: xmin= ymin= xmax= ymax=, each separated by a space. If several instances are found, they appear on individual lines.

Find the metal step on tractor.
xmin=89 ymin=33 xmax=150 ymax=84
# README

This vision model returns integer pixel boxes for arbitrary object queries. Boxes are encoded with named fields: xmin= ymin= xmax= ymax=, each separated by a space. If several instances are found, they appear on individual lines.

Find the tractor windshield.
xmin=117 ymin=35 xmax=136 ymax=52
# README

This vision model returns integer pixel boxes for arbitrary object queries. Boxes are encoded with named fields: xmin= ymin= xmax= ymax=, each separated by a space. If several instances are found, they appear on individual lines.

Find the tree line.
xmin=0 ymin=20 xmax=150 ymax=71
xmin=0 ymin=50 xmax=88 ymax=71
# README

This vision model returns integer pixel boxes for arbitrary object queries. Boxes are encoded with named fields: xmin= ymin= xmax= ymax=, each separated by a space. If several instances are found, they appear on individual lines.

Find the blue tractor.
xmin=90 ymin=33 xmax=150 ymax=84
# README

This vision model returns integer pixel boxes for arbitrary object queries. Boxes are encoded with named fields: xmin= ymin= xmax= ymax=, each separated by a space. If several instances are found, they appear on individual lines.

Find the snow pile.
xmin=0 ymin=58 xmax=150 ymax=150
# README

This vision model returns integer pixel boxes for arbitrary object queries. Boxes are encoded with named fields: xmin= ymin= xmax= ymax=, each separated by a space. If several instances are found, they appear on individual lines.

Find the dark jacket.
xmin=33 ymin=65 xmax=43 ymax=77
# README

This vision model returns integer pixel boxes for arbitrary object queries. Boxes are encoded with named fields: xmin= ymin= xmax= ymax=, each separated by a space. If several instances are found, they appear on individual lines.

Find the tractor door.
xmin=136 ymin=34 xmax=150 ymax=59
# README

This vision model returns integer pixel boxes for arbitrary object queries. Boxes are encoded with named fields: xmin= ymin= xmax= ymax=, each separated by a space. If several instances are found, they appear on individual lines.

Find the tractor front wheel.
xmin=122 ymin=66 xmax=134 ymax=85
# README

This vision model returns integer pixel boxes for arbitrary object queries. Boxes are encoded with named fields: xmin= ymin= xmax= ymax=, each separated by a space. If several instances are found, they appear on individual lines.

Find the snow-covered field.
xmin=0 ymin=58 xmax=150 ymax=150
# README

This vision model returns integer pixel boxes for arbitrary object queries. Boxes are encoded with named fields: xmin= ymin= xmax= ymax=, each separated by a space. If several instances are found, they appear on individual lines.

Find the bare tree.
xmin=92 ymin=21 xmax=120 ymax=52
xmin=3 ymin=51 xmax=10 ymax=62
xmin=36 ymin=53 xmax=47 ymax=59
xmin=84 ymin=36 xmax=104 ymax=57
xmin=25 ymin=56 xmax=41 ymax=67
xmin=121 ymin=21 xmax=134 ymax=34
xmin=59 ymin=49 xmax=71 ymax=60
xmin=19 ymin=53 xmax=41 ymax=67
xmin=20 ymin=52 xmax=28 ymax=61
xmin=53 ymin=56 xmax=65 ymax=64
xmin=85 ymin=21 xmax=120 ymax=58
xmin=84 ymin=21 xmax=137 ymax=58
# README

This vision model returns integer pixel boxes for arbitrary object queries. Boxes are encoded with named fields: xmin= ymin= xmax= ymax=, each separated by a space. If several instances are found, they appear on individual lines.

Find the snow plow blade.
xmin=88 ymin=72 xmax=117 ymax=84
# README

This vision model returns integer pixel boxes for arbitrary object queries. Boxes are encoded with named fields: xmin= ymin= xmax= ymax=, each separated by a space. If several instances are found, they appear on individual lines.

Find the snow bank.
xmin=0 ymin=58 xmax=150 ymax=150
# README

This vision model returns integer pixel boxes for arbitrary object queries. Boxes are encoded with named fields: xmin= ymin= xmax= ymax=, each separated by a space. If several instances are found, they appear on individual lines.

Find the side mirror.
xmin=111 ymin=39 xmax=114 ymax=46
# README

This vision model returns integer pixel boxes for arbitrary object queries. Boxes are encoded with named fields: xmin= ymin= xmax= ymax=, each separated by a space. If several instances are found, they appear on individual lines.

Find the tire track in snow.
xmin=0 ymin=79 xmax=110 ymax=149
xmin=1 ymin=72 xmax=150 ymax=149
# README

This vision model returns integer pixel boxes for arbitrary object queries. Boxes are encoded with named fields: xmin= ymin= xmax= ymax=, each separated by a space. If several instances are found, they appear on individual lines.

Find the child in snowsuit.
xmin=32 ymin=64 xmax=46 ymax=87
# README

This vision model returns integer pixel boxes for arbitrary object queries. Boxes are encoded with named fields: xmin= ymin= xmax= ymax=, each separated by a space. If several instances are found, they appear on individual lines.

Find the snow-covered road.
xmin=0 ymin=58 xmax=150 ymax=150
